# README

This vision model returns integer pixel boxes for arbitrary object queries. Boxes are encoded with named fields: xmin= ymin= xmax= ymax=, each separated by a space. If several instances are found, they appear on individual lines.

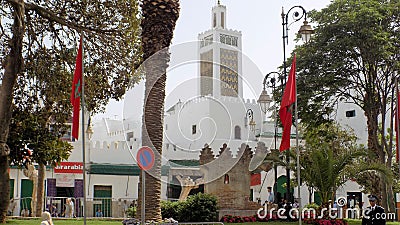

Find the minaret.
xmin=198 ymin=1 xmax=243 ymax=98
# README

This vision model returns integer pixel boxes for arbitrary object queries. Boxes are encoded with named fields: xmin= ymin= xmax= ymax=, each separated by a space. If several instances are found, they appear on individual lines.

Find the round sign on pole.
xmin=137 ymin=146 xmax=155 ymax=171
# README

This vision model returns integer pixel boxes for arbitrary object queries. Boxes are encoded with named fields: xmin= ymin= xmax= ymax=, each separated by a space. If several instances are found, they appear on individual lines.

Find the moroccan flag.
xmin=70 ymin=37 xmax=83 ymax=140
xmin=395 ymin=82 xmax=400 ymax=163
xmin=279 ymin=55 xmax=296 ymax=152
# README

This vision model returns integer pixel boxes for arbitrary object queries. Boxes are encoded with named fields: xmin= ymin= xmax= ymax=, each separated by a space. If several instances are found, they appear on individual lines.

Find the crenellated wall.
xmin=199 ymin=142 xmax=269 ymax=211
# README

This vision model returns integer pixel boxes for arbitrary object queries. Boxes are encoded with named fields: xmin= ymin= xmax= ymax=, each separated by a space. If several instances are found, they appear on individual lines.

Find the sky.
xmin=94 ymin=0 xmax=332 ymax=121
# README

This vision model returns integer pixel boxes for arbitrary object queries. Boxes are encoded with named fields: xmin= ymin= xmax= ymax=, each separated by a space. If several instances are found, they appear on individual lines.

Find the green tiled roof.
xmin=89 ymin=164 xmax=170 ymax=176
xmin=10 ymin=165 xmax=52 ymax=169
xmin=168 ymin=160 xmax=199 ymax=167
xmin=257 ymin=132 xmax=300 ymax=139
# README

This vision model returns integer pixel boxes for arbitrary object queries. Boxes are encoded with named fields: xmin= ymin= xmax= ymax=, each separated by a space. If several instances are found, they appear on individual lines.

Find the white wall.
xmin=164 ymin=96 xmax=262 ymax=160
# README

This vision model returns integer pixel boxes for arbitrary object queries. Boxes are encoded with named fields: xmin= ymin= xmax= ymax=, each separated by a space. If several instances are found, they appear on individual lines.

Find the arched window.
xmin=221 ymin=12 xmax=225 ymax=28
xmin=213 ymin=13 xmax=216 ymax=28
xmin=234 ymin=126 xmax=241 ymax=139
xmin=224 ymin=174 xmax=229 ymax=184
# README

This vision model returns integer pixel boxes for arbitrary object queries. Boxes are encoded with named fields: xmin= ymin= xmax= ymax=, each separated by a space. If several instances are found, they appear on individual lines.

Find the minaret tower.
xmin=198 ymin=1 xmax=243 ymax=98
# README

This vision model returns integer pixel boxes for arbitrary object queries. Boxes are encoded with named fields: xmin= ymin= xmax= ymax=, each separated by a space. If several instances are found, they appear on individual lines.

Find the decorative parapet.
xmin=90 ymin=140 xmax=136 ymax=152
xmin=167 ymin=95 xmax=261 ymax=115
xmin=199 ymin=144 xmax=214 ymax=165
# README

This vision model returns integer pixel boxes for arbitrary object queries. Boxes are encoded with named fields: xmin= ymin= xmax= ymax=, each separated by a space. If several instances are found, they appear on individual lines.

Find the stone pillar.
xmin=176 ymin=175 xmax=204 ymax=201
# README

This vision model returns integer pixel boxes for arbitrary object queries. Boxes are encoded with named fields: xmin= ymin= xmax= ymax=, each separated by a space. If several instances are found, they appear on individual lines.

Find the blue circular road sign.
xmin=137 ymin=146 xmax=155 ymax=171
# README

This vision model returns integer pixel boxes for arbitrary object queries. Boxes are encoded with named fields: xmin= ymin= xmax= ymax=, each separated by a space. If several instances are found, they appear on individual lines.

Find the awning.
xmin=89 ymin=164 xmax=170 ymax=176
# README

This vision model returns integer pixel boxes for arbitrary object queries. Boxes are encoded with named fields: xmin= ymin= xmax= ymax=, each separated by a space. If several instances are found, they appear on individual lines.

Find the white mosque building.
xmin=163 ymin=2 xmax=262 ymax=160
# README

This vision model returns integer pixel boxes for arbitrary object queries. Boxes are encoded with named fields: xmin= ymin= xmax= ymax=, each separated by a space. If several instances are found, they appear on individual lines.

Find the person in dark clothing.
xmin=278 ymin=198 xmax=285 ymax=209
xmin=362 ymin=195 xmax=386 ymax=225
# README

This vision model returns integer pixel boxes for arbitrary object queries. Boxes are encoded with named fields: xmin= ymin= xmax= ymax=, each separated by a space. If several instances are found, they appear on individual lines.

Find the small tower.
xmin=211 ymin=0 xmax=226 ymax=29
xmin=198 ymin=1 xmax=243 ymax=98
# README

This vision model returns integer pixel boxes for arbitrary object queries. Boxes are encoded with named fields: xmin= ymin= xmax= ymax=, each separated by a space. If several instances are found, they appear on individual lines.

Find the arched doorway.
xmin=275 ymin=175 xmax=294 ymax=204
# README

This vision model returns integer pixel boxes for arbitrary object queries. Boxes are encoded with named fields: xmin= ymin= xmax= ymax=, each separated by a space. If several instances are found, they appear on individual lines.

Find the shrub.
xmin=125 ymin=206 xmax=136 ymax=218
xmin=178 ymin=193 xmax=218 ymax=222
xmin=305 ymin=203 xmax=320 ymax=210
xmin=161 ymin=200 xmax=181 ymax=219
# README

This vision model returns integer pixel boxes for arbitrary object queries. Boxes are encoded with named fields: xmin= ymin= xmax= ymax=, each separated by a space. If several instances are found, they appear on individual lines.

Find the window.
xmin=200 ymin=35 xmax=213 ymax=48
xmin=234 ymin=126 xmax=241 ymax=139
xmin=126 ymin=132 xmax=133 ymax=141
xmin=192 ymin=125 xmax=197 ymax=134
xmin=219 ymin=34 xmax=238 ymax=47
xmin=346 ymin=110 xmax=356 ymax=118
xmin=232 ymin=38 xmax=237 ymax=46
xmin=221 ymin=12 xmax=225 ymax=28
xmin=224 ymin=174 xmax=229 ymax=184
xmin=220 ymin=34 xmax=225 ymax=44
xmin=213 ymin=13 xmax=216 ymax=27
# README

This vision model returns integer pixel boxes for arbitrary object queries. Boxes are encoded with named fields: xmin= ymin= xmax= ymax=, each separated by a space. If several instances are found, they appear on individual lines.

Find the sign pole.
xmin=137 ymin=146 xmax=154 ymax=225
xmin=141 ymin=170 xmax=145 ymax=225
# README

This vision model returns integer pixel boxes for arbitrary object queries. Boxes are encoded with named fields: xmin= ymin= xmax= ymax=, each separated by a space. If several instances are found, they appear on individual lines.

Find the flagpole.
xmin=295 ymin=74 xmax=301 ymax=225
xmin=80 ymin=33 xmax=87 ymax=225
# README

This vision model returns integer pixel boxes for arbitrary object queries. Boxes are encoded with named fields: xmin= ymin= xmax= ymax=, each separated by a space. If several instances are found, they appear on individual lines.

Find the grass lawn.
xmin=6 ymin=218 xmax=124 ymax=224
xmin=228 ymin=220 xmax=399 ymax=225
xmin=5 ymin=218 xmax=400 ymax=225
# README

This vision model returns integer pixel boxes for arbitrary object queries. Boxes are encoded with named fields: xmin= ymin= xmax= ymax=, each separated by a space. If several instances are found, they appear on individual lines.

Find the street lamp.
xmin=246 ymin=109 xmax=256 ymax=132
xmin=281 ymin=5 xmax=314 ymax=208
xmin=298 ymin=20 xmax=314 ymax=43
xmin=257 ymin=84 xmax=272 ymax=115
xmin=259 ymin=71 xmax=281 ymax=204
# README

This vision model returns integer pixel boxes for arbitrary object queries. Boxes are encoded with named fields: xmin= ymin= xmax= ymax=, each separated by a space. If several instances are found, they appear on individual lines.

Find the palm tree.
xmin=296 ymin=123 xmax=391 ymax=206
xmin=137 ymin=0 xmax=180 ymax=222
xmin=299 ymin=144 xmax=364 ymax=205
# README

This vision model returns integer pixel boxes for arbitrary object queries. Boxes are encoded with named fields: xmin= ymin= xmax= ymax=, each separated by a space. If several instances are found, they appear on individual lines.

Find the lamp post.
xmin=246 ymin=109 xmax=256 ymax=132
xmin=258 ymin=71 xmax=281 ymax=204
xmin=281 ymin=5 xmax=314 ymax=212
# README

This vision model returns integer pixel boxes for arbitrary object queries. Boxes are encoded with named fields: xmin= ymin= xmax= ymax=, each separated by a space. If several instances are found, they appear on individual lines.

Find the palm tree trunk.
xmin=137 ymin=0 xmax=179 ymax=222
xmin=36 ymin=163 xmax=46 ymax=217
xmin=0 ymin=1 xmax=25 ymax=223
xmin=386 ymin=183 xmax=395 ymax=213
xmin=138 ymin=57 xmax=167 ymax=221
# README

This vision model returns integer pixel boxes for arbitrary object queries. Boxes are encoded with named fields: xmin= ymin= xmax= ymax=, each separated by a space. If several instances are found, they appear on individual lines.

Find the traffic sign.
xmin=137 ymin=146 xmax=155 ymax=171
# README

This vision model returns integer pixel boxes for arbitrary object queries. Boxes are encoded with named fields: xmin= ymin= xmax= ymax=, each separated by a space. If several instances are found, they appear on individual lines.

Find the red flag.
xmin=395 ymin=82 xmax=400 ymax=163
xmin=71 ymin=37 xmax=83 ymax=140
xmin=279 ymin=55 xmax=296 ymax=152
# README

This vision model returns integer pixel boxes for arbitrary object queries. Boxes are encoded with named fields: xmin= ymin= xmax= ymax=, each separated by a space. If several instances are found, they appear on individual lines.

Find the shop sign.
xmin=54 ymin=162 xmax=83 ymax=174
xmin=55 ymin=174 xmax=75 ymax=187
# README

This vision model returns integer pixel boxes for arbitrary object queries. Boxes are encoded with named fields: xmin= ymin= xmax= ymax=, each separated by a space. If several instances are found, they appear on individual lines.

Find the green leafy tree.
xmin=0 ymin=0 xmax=141 ymax=222
xmin=293 ymin=0 xmax=399 ymax=211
